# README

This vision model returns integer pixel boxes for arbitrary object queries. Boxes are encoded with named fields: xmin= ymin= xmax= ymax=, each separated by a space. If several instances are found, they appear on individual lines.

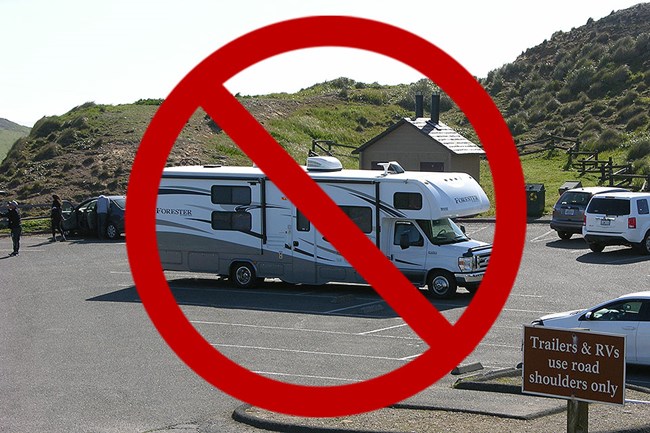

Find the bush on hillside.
xmin=34 ymin=143 xmax=61 ymax=161
xmin=594 ymin=128 xmax=623 ymax=151
xmin=627 ymin=113 xmax=650 ymax=132
xmin=30 ymin=117 xmax=62 ymax=139
xmin=627 ymin=137 xmax=650 ymax=161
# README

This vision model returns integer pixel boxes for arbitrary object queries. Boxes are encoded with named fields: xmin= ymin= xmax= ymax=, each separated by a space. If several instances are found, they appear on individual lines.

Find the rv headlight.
xmin=458 ymin=256 xmax=475 ymax=272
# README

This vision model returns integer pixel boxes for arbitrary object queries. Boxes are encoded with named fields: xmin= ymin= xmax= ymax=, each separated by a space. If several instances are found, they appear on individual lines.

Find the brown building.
xmin=352 ymin=94 xmax=485 ymax=181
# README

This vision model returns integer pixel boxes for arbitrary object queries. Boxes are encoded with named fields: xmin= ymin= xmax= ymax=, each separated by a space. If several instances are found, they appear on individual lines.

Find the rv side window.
xmin=211 ymin=211 xmax=252 ymax=231
xmin=296 ymin=211 xmax=310 ymax=232
xmin=340 ymin=206 xmax=372 ymax=233
xmin=393 ymin=221 xmax=424 ymax=247
xmin=394 ymin=192 xmax=422 ymax=210
xmin=211 ymin=186 xmax=251 ymax=205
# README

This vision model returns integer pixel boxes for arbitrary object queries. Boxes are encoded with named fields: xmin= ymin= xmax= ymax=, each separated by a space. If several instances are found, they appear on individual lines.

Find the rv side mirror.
xmin=400 ymin=233 xmax=410 ymax=250
xmin=460 ymin=225 xmax=466 ymax=234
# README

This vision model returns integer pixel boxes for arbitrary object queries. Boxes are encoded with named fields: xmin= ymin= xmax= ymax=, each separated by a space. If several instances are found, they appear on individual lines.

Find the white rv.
xmin=156 ymin=157 xmax=492 ymax=298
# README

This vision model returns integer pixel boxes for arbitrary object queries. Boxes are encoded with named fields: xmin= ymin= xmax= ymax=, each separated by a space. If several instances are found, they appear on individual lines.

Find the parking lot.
xmin=1 ymin=222 xmax=649 ymax=432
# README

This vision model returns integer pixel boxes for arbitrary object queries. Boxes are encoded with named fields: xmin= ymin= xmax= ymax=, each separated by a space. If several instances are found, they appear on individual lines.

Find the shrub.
xmin=583 ymin=118 xmax=603 ymax=133
xmin=30 ymin=117 xmax=62 ymax=139
xmin=594 ymin=128 xmax=623 ymax=151
xmin=616 ymin=105 xmax=643 ymax=124
xmin=507 ymin=113 xmax=528 ymax=136
xmin=134 ymin=98 xmax=164 ymax=106
xmin=627 ymin=113 xmax=649 ymax=132
xmin=57 ymin=128 xmax=78 ymax=146
xmin=602 ymin=65 xmax=632 ymax=93
xmin=566 ymin=65 xmax=596 ymax=95
xmin=610 ymin=36 xmax=636 ymax=63
xmin=632 ymin=156 xmax=650 ymax=175
xmin=616 ymin=91 xmax=638 ymax=108
xmin=34 ymin=143 xmax=61 ymax=161
xmin=627 ymin=137 xmax=650 ymax=161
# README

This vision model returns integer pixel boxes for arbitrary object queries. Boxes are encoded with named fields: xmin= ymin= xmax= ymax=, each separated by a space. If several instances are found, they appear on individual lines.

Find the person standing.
xmin=96 ymin=195 xmax=109 ymax=240
xmin=50 ymin=194 xmax=66 ymax=242
xmin=1 ymin=200 xmax=22 ymax=256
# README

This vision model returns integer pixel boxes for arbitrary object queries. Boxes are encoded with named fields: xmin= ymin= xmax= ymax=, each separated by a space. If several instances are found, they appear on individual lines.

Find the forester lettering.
xmin=157 ymin=208 xmax=192 ymax=216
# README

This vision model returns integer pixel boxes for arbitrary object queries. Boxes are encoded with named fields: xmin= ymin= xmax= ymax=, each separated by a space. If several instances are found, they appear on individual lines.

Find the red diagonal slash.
xmin=126 ymin=16 xmax=525 ymax=417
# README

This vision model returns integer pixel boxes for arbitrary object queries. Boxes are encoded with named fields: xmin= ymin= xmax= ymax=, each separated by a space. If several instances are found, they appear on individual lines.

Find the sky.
xmin=1 ymin=0 xmax=644 ymax=127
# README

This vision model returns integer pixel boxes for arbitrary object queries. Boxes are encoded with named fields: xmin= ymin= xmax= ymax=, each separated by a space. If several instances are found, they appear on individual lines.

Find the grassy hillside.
xmin=481 ymin=4 xmax=650 ymax=162
xmin=1 ymin=3 xmax=650 ymax=217
xmin=0 ymin=118 xmax=30 ymax=162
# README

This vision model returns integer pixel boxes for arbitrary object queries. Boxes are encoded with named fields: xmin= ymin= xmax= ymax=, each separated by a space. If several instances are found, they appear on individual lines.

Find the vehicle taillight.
xmin=628 ymin=217 xmax=637 ymax=229
xmin=583 ymin=214 xmax=587 ymax=226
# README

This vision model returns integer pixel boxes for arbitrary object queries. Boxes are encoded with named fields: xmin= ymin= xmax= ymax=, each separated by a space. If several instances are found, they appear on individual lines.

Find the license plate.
xmin=600 ymin=219 xmax=611 ymax=226
xmin=564 ymin=209 xmax=575 ymax=216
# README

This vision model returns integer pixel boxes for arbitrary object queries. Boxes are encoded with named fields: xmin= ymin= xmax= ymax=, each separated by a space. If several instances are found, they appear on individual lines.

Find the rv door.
xmin=388 ymin=220 xmax=428 ymax=285
xmin=289 ymin=208 xmax=317 ymax=284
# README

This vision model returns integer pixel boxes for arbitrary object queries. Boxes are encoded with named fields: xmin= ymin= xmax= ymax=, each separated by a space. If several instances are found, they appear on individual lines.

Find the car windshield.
xmin=587 ymin=198 xmax=630 ymax=215
xmin=416 ymin=218 xmax=468 ymax=245
xmin=559 ymin=191 xmax=591 ymax=206
xmin=111 ymin=198 xmax=126 ymax=210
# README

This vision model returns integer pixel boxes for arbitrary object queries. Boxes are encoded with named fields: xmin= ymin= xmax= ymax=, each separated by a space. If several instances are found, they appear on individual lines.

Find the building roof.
xmin=353 ymin=117 xmax=485 ymax=155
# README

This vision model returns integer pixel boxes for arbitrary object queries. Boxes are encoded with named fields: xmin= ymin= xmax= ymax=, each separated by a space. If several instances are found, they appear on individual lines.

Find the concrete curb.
xmin=232 ymin=404 xmax=396 ymax=433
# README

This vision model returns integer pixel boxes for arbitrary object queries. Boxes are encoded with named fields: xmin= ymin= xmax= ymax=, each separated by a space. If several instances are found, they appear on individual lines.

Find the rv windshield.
xmin=416 ymin=218 xmax=468 ymax=245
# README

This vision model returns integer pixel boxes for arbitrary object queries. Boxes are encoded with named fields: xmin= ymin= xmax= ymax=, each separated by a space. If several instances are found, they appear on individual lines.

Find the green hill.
xmin=0 ymin=118 xmax=30 ymax=162
xmin=1 ymin=3 xmax=649 ymax=216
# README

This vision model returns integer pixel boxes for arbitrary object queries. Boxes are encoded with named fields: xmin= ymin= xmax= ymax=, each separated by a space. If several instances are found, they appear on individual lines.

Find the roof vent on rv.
xmin=378 ymin=161 xmax=405 ymax=176
xmin=306 ymin=156 xmax=343 ymax=172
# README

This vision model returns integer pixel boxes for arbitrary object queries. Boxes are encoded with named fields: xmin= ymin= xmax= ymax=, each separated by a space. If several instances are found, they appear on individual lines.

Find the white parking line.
xmin=529 ymin=230 xmax=555 ymax=243
xmin=253 ymin=370 xmax=360 ymax=383
xmin=193 ymin=320 xmax=349 ymax=336
xmin=212 ymin=343 xmax=417 ymax=361
xmin=358 ymin=323 xmax=408 ymax=335
xmin=191 ymin=320 xmax=421 ymax=340
xmin=325 ymin=300 xmax=385 ymax=314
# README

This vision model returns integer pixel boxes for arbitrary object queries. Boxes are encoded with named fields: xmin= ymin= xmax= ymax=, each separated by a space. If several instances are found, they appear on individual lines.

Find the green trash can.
xmin=526 ymin=184 xmax=545 ymax=217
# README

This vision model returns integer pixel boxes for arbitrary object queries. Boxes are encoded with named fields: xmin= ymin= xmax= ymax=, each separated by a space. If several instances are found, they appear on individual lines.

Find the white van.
xmin=583 ymin=191 xmax=650 ymax=254
xmin=156 ymin=157 xmax=493 ymax=298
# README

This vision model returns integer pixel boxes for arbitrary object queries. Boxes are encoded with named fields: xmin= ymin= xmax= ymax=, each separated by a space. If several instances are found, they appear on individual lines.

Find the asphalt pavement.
xmin=2 ymin=222 xmax=650 ymax=433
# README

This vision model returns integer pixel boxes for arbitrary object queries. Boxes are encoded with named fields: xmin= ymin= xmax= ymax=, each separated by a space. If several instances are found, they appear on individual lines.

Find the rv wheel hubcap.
xmin=432 ymin=276 xmax=449 ymax=294
xmin=236 ymin=267 xmax=251 ymax=284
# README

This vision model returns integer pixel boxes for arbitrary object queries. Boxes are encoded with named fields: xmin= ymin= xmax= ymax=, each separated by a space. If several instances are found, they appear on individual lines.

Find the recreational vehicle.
xmin=156 ymin=157 xmax=492 ymax=298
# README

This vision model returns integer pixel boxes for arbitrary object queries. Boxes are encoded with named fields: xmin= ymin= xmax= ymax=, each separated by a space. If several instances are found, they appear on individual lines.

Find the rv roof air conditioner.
xmin=306 ymin=156 xmax=343 ymax=172
xmin=378 ymin=161 xmax=405 ymax=176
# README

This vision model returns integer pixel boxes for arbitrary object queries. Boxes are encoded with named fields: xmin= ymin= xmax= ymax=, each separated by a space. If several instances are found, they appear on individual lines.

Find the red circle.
xmin=126 ymin=16 xmax=525 ymax=417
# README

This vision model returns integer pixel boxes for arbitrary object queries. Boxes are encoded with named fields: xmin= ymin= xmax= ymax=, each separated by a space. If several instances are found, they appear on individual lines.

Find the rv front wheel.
xmin=427 ymin=271 xmax=457 ymax=299
xmin=231 ymin=262 xmax=257 ymax=289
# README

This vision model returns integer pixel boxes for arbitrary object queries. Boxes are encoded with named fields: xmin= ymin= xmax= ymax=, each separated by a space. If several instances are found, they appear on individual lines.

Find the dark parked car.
xmin=62 ymin=195 xmax=126 ymax=240
xmin=550 ymin=186 xmax=626 ymax=240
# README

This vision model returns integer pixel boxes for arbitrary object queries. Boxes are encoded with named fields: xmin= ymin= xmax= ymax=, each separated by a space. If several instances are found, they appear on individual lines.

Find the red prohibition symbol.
xmin=126 ymin=16 xmax=526 ymax=417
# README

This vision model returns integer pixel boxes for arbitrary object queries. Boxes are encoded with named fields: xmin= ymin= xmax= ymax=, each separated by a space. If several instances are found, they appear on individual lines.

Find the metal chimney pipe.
xmin=431 ymin=94 xmax=440 ymax=124
xmin=415 ymin=92 xmax=424 ymax=118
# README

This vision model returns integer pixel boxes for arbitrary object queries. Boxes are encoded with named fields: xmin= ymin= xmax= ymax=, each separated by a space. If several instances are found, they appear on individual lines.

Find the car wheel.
xmin=230 ymin=262 xmax=258 ymax=289
xmin=106 ymin=223 xmax=119 ymax=240
xmin=638 ymin=232 xmax=650 ymax=255
xmin=557 ymin=231 xmax=572 ymax=240
xmin=427 ymin=271 xmax=457 ymax=299
xmin=588 ymin=243 xmax=605 ymax=253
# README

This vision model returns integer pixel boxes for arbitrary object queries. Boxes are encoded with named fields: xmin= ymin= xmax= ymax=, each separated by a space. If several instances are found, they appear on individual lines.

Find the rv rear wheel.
xmin=427 ymin=271 xmax=457 ymax=299
xmin=231 ymin=262 xmax=257 ymax=289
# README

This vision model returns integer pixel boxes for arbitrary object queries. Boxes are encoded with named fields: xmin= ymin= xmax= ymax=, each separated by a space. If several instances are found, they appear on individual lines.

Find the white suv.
xmin=583 ymin=192 xmax=650 ymax=254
